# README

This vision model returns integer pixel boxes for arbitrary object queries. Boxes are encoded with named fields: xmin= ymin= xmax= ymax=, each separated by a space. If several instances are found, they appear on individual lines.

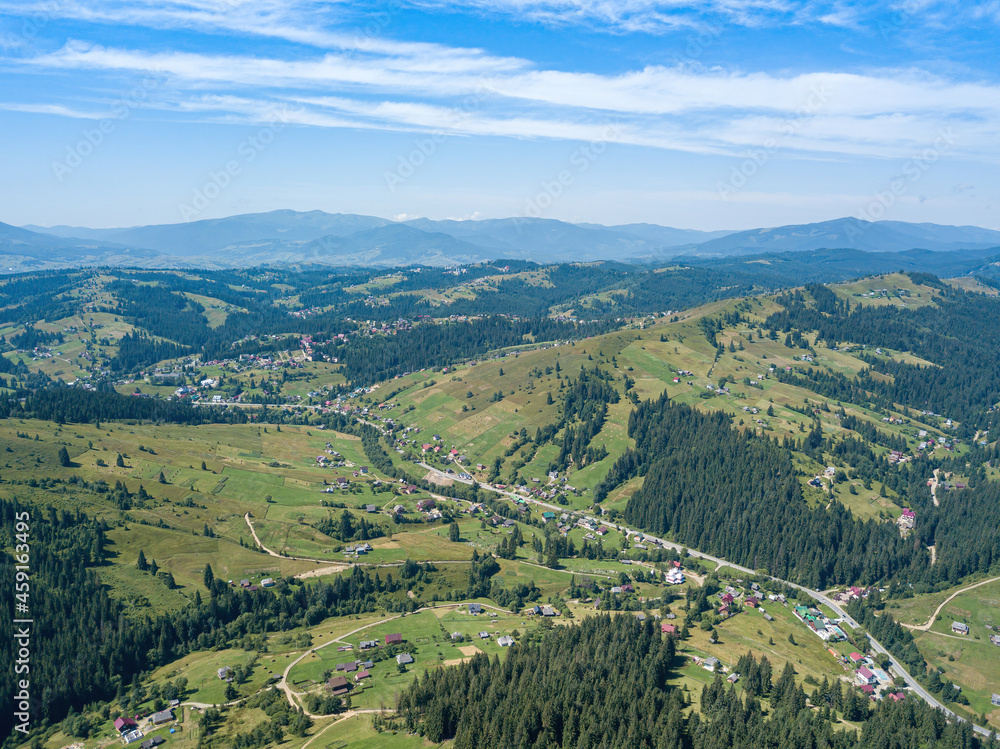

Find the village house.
xmin=951 ymin=622 xmax=970 ymax=635
xmin=385 ymin=633 xmax=403 ymax=645
xmin=856 ymin=666 xmax=876 ymax=685
xmin=327 ymin=676 xmax=350 ymax=695
xmin=396 ymin=653 xmax=414 ymax=665
xmin=498 ymin=635 xmax=515 ymax=647
xmin=114 ymin=717 xmax=138 ymax=734
xmin=150 ymin=709 xmax=174 ymax=726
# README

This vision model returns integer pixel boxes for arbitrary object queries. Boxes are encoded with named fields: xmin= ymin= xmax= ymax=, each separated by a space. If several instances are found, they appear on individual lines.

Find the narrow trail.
xmin=243 ymin=512 xmax=474 ymax=578
xmin=902 ymin=575 xmax=1000 ymax=631
xmin=277 ymin=600 xmax=514 ymax=715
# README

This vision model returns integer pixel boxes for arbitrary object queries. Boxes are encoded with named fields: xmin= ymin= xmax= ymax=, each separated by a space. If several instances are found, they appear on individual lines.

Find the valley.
xmin=2 ymin=261 xmax=1000 ymax=749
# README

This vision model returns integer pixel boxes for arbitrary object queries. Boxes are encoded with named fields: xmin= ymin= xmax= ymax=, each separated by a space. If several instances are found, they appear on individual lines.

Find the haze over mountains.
xmin=6 ymin=210 xmax=1000 ymax=272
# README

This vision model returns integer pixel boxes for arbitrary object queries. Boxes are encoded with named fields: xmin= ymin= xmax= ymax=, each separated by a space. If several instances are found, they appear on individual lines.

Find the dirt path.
xmin=300 ymin=709 xmax=386 ymax=749
xmin=930 ymin=468 xmax=941 ymax=507
xmin=903 ymin=575 xmax=1000 ymax=631
xmin=244 ymin=512 xmax=332 ymax=563
xmin=278 ymin=600 xmax=513 ymax=715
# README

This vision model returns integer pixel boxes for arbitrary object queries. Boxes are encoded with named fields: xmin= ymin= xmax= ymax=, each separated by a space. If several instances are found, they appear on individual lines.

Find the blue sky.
xmin=0 ymin=0 xmax=997 ymax=230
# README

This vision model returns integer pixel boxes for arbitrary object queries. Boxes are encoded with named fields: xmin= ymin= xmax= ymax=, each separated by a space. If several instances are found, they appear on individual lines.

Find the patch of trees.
xmin=0 ymin=501 xmax=416 ymax=745
xmin=0 ymin=385 xmax=248 ymax=425
xmin=397 ymin=613 xmax=985 ymax=749
xmin=766 ymin=280 xmax=1000 ymax=432
xmin=316 ymin=510 xmax=385 ymax=542
xmin=598 ymin=393 xmax=928 ymax=588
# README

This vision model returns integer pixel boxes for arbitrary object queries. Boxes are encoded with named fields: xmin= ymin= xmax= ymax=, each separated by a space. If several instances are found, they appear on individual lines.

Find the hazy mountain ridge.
xmin=9 ymin=211 xmax=1000 ymax=271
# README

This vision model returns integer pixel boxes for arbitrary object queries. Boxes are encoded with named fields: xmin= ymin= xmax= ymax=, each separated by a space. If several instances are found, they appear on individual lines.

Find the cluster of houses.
xmin=342 ymin=542 xmax=373 ymax=556
xmin=326 ymin=633 xmax=413 ymax=695
xmin=714 ymin=583 xmax=781 ymax=621
xmin=848 ymin=652 xmax=904 ymax=701
xmin=112 ymin=706 xmax=176 ymax=745
xmin=452 ymin=630 xmax=515 ymax=646
xmin=334 ymin=655 xmax=375 ymax=685
xmin=230 ymin=577 xmax=275 ymax=592
xmin=527 ymin=604 xmax=560 ymax=617
xmin=831 ymin=586 xmax=874 ymax=605
xmin=792 ymin=605 xmax=848 ymax=642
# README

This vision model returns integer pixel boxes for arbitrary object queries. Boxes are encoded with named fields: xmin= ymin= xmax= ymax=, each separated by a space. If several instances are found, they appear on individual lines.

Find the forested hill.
xmin=398 ymin=614 xmax=985 ymax=749
xmin=601 ymin=394 xmax=926 ymax=589
xmin=765 ymin=279 xmax=1000 ymax=432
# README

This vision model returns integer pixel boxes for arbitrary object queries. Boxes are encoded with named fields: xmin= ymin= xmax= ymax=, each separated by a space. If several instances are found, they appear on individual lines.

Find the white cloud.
xmin=1 ymin=0 xmax=998 ymax=164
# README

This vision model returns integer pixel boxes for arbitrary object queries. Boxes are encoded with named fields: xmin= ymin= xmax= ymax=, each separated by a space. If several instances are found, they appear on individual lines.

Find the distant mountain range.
xmin=7 ymin=210 xmax=1000 ymax=271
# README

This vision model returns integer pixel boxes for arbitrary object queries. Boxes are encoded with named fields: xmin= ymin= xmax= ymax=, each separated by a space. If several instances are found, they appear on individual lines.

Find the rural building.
xmin=217 ymin=666 xmax=232 ymax=680
xmin=150 ymin=709 xmax=174 ymax=725
xmin=396 ymin=653 xmax=414 ymax=665
xmin=468 ymin=603 xmax=482 ymax=614
xmin=140 ymin=737 xmax=165 ymax=749
xmin=702 ymin=657 xmax=720 ymax=672
xmin=498 ymin=635 xmax=515 ymax=647
xmin=114 ymin=717 xmax=138 ymax=734
xmin=951 ymin=622 xmax=969 ymax=635
xmin=327 ymin=676 xmax=349 ymax=695
xmin=385 ymin=633 xmax=402 ymax=645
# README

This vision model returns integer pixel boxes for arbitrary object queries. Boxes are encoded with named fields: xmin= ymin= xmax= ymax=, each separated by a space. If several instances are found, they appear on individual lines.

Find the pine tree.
xmin=204 ymin=563 xmax=214 ymax=589
xmin=136 ymin=549 xmax=148 ymax=571
xmin=58 ymin=446 xmax=71 ymax=467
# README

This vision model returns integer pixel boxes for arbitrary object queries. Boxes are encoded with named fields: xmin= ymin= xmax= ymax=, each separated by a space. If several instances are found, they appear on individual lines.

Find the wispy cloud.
xmin=10 ymin=38 xmax=999 ymax=160
xmin=1 ymin=0 xmax=998 ymax=176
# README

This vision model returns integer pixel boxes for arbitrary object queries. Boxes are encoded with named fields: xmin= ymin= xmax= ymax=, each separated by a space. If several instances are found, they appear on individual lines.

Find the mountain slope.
xmin=672 ymin=217 xmax=1000 ymax=256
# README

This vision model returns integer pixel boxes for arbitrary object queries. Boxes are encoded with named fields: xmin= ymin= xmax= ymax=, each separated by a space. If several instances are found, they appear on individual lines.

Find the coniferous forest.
xmin=398 ymin=615 xmax=986 ymax=749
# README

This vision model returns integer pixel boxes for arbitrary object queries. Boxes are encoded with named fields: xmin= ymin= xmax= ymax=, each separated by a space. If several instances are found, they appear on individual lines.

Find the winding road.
xmin=903 ymin=575 xmax=1000 ymax=632
xmin=410 ymin=457 xmax=993 ymax=737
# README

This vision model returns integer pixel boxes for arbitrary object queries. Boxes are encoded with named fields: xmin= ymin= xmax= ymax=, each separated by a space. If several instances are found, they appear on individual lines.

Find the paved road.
xmin=239 ymin=415 xmax=989 ymax=735
xmin=413 ymin=457 xmax=991 ymax=736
